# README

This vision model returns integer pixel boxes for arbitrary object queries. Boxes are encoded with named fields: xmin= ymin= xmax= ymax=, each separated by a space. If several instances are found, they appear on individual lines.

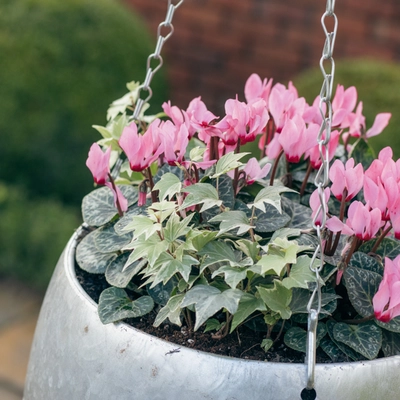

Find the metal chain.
xmin=132 ymin=0 xmax=185 ymax=120
xmin=303 ymin=0 xmax=337 ymax=397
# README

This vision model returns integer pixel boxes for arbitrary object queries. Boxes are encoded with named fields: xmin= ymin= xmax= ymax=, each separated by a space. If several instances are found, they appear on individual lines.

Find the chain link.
xmin=132 ymin=0 xmax=185 ymax=120
xmin=304 ymin=0 xmax=338 ymax=394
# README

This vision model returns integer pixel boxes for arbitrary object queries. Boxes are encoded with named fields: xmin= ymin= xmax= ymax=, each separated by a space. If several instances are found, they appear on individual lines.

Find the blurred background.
xmin=2 ymin=0 xmax=400 ymax=397
xmin=1 ymin=0 xmax=400 ymax=292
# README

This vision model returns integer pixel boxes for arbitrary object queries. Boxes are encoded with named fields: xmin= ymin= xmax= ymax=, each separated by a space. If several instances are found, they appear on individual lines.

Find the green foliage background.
xmin=294 ymin=59 xmax=400 ymax=158
xmin=0 ymin=0 xmax=168 ymax=289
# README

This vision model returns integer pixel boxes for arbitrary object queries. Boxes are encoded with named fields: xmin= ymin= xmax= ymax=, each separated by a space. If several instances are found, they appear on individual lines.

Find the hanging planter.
xmin=23 ymin=230 xmax=400 ymax=400
xmin=24 ymin=1 xmax=400 ymax=399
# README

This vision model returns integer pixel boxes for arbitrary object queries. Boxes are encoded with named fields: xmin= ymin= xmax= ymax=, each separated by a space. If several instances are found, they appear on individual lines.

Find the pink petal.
xmin=366 ymin=113 xmax=392 ymax=138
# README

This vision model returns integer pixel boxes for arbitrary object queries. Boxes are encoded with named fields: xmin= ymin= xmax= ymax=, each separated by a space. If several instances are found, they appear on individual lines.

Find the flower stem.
xmin=269 ymin=149 xmax=285 ymax=186
xmin=107 ymin=173 xmax=124 ymax=217
xmin=299 ymin=161 xmax=313 ymax=197
xmin=371 ymin=223 xmax=392 ymax=254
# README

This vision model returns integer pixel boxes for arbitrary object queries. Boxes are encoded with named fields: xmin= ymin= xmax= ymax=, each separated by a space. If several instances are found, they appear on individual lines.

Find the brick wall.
xmin=125 ymin=0 xmax=400 ymax=114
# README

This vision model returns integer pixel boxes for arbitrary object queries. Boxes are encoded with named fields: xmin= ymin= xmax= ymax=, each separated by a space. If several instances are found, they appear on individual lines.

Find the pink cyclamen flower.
xmin=373 ymin=256 xmax=400 ymax=322
xmin=244 ymin=73 xmax=273 ymax=104
xmin=159 ymin=120 xmax=189 ymax=166
xmin=278 ymin=114 xmax=319 ymax=163
xmin=329 ymin=158 xmax=364 ymax=202
xmin=326 ymin=201 xmax=381 ymax=241
xmin=331 ymin=85 xmax=357 ymax=127
xmin=310 ymin=187 xmax=331 ymax=226
xmin=86 ymin=143 xmax=128 ymax=212
xmin=119 ymin=120 xmax=164 ymax=172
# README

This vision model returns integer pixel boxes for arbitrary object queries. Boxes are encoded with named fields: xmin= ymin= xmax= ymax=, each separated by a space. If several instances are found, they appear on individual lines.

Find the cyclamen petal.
xmin=104 ymin=182 xmax=128 ymax=213
xmin=86 ymin=143 xmax=111 ymax=185
xmin=366 ymin=113 xmax=391 ymax=138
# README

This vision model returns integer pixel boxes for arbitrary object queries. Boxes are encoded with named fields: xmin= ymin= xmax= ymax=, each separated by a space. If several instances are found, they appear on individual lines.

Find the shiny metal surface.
xmin=24 ymin=230 xmax=400 ymax=400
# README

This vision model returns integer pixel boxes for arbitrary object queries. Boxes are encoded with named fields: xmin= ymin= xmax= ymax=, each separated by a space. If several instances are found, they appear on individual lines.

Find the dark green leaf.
xmin=359 ymin=237 xmax=400 ymax=260
xmin=284 ymin=324 xmax=327 ymax=353
xmin=375 ymin=316 xmax=400 ymax=333
xmin=381 ymin=329 xmax=400 ymax=357
xmin=93 ymin=223 xmax=132 ymax=253
xmin=254 ymin=206 xmax=291 ymax=233
xmin=319 ymin=336 xmax=349 ymax=362
xmin=349 ymin=138 xmax=375 ymax=170
xmin=147 ymin=277 xmax=179 ymax=306
xmin=333 ymin=322 xmax=382 ymax=360
xmin=343 ymin=266 xmax=382 ymax=318
xmin=230 ymin=293 xmax=267 ymax=332
xmin=105 ymin=254 xmax=145 ymax=288
xmin=281 ymin=197 xmax=313 ymax=229
xmin=349 ymin=252 xmax=384 ymax=275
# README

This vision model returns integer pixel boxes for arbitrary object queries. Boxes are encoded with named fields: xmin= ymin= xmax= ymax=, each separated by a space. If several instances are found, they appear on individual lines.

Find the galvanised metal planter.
xmin=24 ymin=229 xmax=400 ymax=400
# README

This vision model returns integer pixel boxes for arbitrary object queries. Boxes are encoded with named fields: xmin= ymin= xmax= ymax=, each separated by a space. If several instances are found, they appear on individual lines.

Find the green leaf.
xmin=359 ymin=237 xmax=400 ymax=259
xmin=186 ymin=230 xmax=218 ymax=252
xmin=210 ymin=152 xmax=249 ymax=178
xmin=255 ymin=238 xmax=302 ymax=276
xmin=93 ymin=223 xmax=132 ymax=253
xmin=124 ymin=234 xmax=169 ymax=268
xmin=271 ymin=228 xmax=302 ymax=242
xmin=343 ymin=266 xmax=382 ymax=318
xmin=153 ymin=294 xmax=185 ymax=327
xmin=152 ymin=172 xmax=182 ymax=201
xmin=375 ymin=316 xmax=400 ymax=333
xmin=254 ymin=206 xmax=291 ymax=233
xmin=147 ymin=278 xmax=179 ymax=306
xmin=181 ymin=285 xmax=243 ymax=330
xmin=349 ymin=138 xmax=375 ymax=171
xmin=290 ymin=287 xmax=338 ymax=316
xmin=349 ymin=252 xmax=384 ymax=275
xmin=98 ymin=287 xmax=154 ymax=324
xmin=113 ymin=206 xmax=146 ymax=235
xmin=230 ymin=293 xmax=267 ymax=332
xmin=105 ymin=254 xmax=146 ymax=288
xmin=212 ymin=265 xmax=249 ymax=289
xmin=163 ymin=213 xmax=194 ymax=243
xmin=198 ymin=240 xmax=242 ymax=272
xmin=281 ymin=255 xmax=318 ymax=290
xmin=76 ymin=231 xmax=116 ymax=274
xmin=319 ymin=336 xmax=348 ymax=362
xmin=381 ymin=329 xmax=400 ymax=357
xmin=233 ymin=239 xmax=260 ymax=262
xmin=204 ymin=318 xmax=224 ymax=333
xmin=209 ymin=210 xmax=254 ymax=236
xmin=257 ymin=280 xmax=292 ymax=319
xmin=180 ymin=183 xmax=222 ymax=212
xmin=249 ymin=185 xmax=296 ymax=214
xmin=333 ymin=322 xmax=382 ymax=360
xmin=284 ymin=324 xmax=327 ymax=353
xmin=82 ymin=185 xmax=138 ymax=226
xmin=261 ymin=338 xmax=274 ymax=352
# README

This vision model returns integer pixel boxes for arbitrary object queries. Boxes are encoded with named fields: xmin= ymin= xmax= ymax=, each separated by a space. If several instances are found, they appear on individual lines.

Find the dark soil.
xmin=75 ymin=264 xmax=333 ymax=363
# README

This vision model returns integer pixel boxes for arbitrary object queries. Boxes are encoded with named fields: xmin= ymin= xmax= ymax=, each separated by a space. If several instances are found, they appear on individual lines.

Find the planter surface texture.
xmin=24 ymin=231 xmax=400 ymax=400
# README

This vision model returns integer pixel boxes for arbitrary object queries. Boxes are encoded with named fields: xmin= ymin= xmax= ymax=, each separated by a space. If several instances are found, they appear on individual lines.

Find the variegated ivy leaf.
xmin=148 ymin=201 xmax=178 ymax=223
xmin=210 ymin=152 xmax=249 ymax=179
xmin=198 ymin=240 xmax=252 ymax=273
xmin=209 ymin=210 xmax=254 ymax=236
xmin=189 ymin=146 xmax=206 ymax=162
xmin=146 ymin=252 xmax=199 ymax=288
xmin=253 ymin=237 xmax=303 ymax=276
xmin=211 ymin=265 xmax=249 ymax=289
xmin=333 ymin=322 xmax=382 ymax=360
xmin=82 ymin=185 xmax=138 ymax=227
xmin=257 ymin=280 xmax=292 ymax=319
xmin=123 ymin=233 xmax=169 ymax=269
xmin=230 ymin=293 xmax=267 ymax=332
xmin=114 ymin=206 xmax=147 ymax=235
xmin=233 ymin=239 xmax=260 ymax=262
xmin=249 ymin=185 xmax=296 ymax=214
xmin=152 ymin=172 xmax=182 ymax=201
xmin=343 ymin=266 xmax=381 ymax=318
xmin=98 ymin=287 xmax=154 ymax=324
xmin=181 ymin=285 xmax=243 ymax=331
xmin=270 ymin=228 xmax=302 ymax=242
xmin=163 ymin=213 xmax=195 ymax=243
xmin=180 ymin=183 xmax=222 ymax=213
xmin=121 ymin=215 xmax=161 ymax=240
xmin=186 ymin=230 xmax=219 ymax=252
xmin=76 ymin=231 xmax=116 ymax=274
xmin=107 ymin=84 xmax=140 ymax=121
xmin=281 ymin=255 xmax=318 ymax=290
xmin=153 ymin=294 xmax=185 ymax=327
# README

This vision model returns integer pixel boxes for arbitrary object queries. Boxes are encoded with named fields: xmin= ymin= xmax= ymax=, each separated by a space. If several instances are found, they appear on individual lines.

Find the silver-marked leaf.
xmin=93 ymin=224 xmax=132 ymax=253
xmin=359 ymin=237 xmax=400 ymax=260
xmin=344 ymin=266 xmax=382 ymax=318
xmin=147 ymin=277 xmax=179 ymax=306
xmin=281 ymin=197 xmax=313 ymax=229
xmin=76 ymin=231 xmax=116 ymax=273
xmin=375 ymin=316 xmax=400 ymax=333
xmin=381 ymin=329 xmax=400 ymax=357
xmin=319 ymin=336 xmax=348 ymax=362
xmin=153 ymin=164 xmax=184 ymax=184
xmin=284 ymin=324 xmax=327 ymax=353
xmin=181 ymin=285 xmax=243 ymax=331
xmin=98 ymin=287 xmax=153 ymax=324
xmin=254 ymin=206 xmax=291 ymax=233
xmin=349 ymin=252 xmax=384 ymax=275
xmin=82 ymin=185 xmax=138 ymax=226
xmin=105 ymin=254 xmax=146 ymax=288
xmin=333 ymin=322 xmax=382 ymax=360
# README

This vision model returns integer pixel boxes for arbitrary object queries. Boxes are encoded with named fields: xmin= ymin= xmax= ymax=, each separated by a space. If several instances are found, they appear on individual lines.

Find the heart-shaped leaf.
xmin=284 ymin=323 xmax=327 ymax=353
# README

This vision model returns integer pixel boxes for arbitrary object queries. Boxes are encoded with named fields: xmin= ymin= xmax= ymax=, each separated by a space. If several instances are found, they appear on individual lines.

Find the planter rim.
xmin=68 ymin=225 xmax=400 ymax=368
